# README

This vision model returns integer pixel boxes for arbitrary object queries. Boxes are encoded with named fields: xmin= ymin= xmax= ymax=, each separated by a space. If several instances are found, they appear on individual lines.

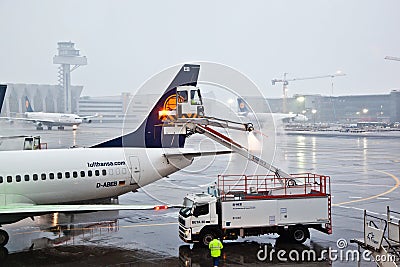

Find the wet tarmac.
xmin=0 ymin=121 xmax=399 ymax=266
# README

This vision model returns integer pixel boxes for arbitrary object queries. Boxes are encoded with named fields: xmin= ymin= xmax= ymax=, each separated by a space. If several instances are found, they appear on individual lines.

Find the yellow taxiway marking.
xmin=333 ymin=170 xmax=400 ymax=206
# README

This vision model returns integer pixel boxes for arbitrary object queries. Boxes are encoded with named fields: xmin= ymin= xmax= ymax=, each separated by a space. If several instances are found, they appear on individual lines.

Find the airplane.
xmin=4 ymin=95 xmax=97 ymax=131
xmin=0 ymin=86 xmax=44 ymax=151
xmin=0 ymin=86 xmax=43 ymax=151
xmin=0 ymin=64 xmax=231 ymax=247
xmin=237 ymin=98 xmax=308 ymax=123
xmin=0 ymin=85 xmax=5 ymax=112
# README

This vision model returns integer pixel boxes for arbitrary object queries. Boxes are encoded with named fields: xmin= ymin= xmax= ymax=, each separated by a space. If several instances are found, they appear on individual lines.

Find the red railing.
xmin=217 ymin=173 xmax=330 ymax=200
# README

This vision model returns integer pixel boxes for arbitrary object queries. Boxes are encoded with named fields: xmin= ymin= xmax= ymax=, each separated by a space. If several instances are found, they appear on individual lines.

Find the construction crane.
xmin=271 ymin=72 xmax=346 ymax=113
xmin=385 ymin=56 xmax=400 ymax=61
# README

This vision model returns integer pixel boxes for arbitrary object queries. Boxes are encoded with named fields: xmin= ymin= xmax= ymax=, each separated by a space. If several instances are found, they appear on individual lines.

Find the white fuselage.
xmin=0 ymin=148 xmax=192 ymax=205
xmin=25 ymin=112 xmax=83 ymax=126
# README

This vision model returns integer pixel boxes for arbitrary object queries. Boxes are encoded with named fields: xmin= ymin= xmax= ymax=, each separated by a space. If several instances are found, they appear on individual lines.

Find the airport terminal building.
xmin=265 ymin=90 xmax=400 ymax=123
xmin=3 ymin=83 xmax=83 ymax=116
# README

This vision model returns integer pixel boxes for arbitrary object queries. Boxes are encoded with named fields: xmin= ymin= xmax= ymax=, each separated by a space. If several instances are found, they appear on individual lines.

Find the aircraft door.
xmin=129 ymin=156 xmax=141 ymax=184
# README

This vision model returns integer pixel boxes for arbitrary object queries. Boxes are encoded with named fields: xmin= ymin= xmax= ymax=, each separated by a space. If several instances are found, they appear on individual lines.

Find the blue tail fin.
xmin=237 ymin=97 xmax=249 ymax=113
xmin=92 ymin=64 xmax=200 ymax=148
xmin=0 ymin=85 xmax=6 ymax=112
xmin=24 ymin=96 xmax=34 ymax=112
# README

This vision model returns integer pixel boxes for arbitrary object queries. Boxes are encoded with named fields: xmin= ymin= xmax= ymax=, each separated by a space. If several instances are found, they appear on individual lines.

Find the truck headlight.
xmin=185 ymin=229 xmax=190 ymax=237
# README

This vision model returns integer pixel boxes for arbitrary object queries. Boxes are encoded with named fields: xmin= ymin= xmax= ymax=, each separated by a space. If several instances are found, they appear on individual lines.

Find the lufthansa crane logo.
xmin=164 ymin=94 xmax=177 ymax=110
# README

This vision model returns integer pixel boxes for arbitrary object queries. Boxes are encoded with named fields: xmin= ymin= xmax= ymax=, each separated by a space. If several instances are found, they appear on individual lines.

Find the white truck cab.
xmin=179 ymin=192 xmax=220 ymax=245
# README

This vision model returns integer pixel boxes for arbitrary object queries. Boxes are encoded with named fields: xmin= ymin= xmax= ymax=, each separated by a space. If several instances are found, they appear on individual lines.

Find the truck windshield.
xmin=190 ymin=89 xmax=202 ymax=105
xmin=179 ymin=198 xmax=194 ymax=218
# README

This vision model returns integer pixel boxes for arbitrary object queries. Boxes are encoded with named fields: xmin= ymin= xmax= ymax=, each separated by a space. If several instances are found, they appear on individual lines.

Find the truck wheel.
xmin=290 ymin=226 xmax=309 ymax=244
xmin=0 ymin=230 xmax=9 ymax=247
xmin=0 ymin=246 xmax=8 ymax=261
xmin=200 ymin=231 xmax=216 ymax=246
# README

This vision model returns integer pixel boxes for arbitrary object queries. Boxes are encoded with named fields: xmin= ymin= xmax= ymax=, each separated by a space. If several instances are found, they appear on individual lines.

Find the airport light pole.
xmin=312 ymin=109 xmax=317 ymax=125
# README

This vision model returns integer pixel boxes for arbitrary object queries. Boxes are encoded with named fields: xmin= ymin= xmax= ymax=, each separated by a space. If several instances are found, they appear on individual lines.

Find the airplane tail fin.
xmin=0 ymin=85 xmax=6 ymax=112
xmin=237 ymin=97 xmax=250 ymax=113
xmin=24 ymin=96 xmax=34 ymax=112
xmin=92 ymin=64 xmax=200 ymax=148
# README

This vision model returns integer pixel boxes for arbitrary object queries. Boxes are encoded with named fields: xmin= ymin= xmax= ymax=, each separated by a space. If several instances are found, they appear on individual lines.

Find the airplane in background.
xmin=0 ymin=86 xmax=44 ymax=151
xmin=0 ymin=85 xmax=6 ymax=112
xmin=0 ymin=64 xmax=231 ymax=246
xmin=237 ymin=98 xmax=308 ymax=124
xmin=3 ymin=96 xmax=97 ymax=130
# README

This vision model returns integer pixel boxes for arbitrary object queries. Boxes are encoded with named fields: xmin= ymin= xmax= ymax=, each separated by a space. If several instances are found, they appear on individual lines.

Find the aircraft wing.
xmin=0 ymin=135 xmax=32 ymax=140
xmin=164 ymin=150 xmax=232 ymax=158
xmin=0 ymin=203 xmax=180 ymax=215
xmin=2 ymin=117 xmax=55 ymax=124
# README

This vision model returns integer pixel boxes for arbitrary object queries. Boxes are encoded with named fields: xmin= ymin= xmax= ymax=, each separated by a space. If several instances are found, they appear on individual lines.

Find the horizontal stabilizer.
xmin=164 ymin=150 xmax=232 ymax=158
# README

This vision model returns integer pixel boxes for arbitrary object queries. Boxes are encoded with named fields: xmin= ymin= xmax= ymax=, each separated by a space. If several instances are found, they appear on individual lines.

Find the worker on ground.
xmin=209 ymin=237 xmax=223 ymax=267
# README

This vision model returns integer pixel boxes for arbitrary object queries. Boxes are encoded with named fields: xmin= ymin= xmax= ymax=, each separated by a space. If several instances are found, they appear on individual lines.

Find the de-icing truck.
xmin=178 ymin=174 xmax=332 ymax=246
xmin=158 ymin=83 xmax=332 ymax=246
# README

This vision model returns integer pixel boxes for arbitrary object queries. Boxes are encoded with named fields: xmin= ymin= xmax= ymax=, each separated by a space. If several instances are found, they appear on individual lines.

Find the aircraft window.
xmin=73 ymin=171 xmax=78 ymax=178
xmin=109 ymin=169 xmax=113 ymax=175
xmin=88 ymin=170 xmax=93 ymax=177
xmin=102 ymin=169 xmax=107 ymax=176
xmin=80 ymin=171 xmax=85 ymax=177
xmin=95 ymin=170 xmax=100 ymax=176
xmin=41 ymin=173 xmax=46 ymax=180
xmin=116 ymin=168 xmax=120 ymax=175
xmin=7 ymin=176 xmax=12 ymax=183
xmin=122 ymin=168 xmax=127 ymax=174
xmin=177 ymin=90 xmax=188 ymax=103
xmin=0 ymin=176 xmax=2 ymax=183
xmin=33 ymin=174 xmax=38 ymax=181
xmin=65 ymin=172 xmax=70 ymax=178
xmin=49 ymin=173 xmax=54 ymax=180
xmin=24 ymin=174 xmax=29 ymax=181
xmin=57 ymin=172 xmax=62 ymax=179
xmin=16 ymin=175 xmax=21 ymax=182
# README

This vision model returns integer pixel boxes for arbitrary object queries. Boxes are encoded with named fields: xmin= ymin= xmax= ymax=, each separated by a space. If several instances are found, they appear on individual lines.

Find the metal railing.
xmin=217 ymin=173 xmax=330 ymax=200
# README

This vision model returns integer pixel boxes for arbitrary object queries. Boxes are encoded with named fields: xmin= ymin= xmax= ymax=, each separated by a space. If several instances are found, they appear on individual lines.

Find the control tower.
xmin=53 ymin=42 xmax=87 ymax=113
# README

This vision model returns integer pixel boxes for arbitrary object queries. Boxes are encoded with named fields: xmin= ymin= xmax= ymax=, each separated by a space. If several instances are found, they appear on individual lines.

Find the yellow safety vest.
xmin=209 ymin=239 xmax=223 ymax=257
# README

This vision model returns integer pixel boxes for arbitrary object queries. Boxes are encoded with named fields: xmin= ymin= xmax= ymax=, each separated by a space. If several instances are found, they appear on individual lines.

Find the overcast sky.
xmin=0 ymin=0 xmax=399 ymax=98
